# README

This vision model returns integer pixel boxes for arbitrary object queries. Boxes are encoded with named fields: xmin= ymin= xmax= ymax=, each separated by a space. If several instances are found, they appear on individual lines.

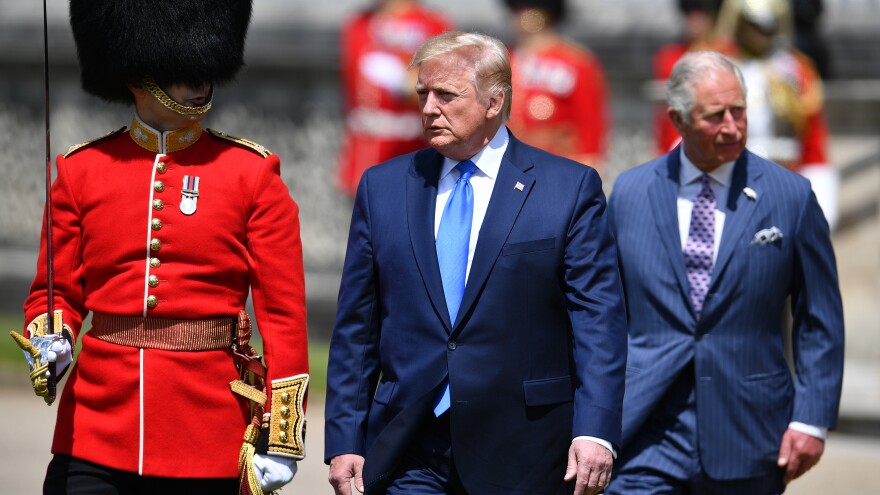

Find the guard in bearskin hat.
xmin=15 ymin=1 xmax=309 ymax=493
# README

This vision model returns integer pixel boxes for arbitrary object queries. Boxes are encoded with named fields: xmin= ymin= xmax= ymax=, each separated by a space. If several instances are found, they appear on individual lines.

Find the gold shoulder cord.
xmin=207 ymin=129 xmax=272 ymax=158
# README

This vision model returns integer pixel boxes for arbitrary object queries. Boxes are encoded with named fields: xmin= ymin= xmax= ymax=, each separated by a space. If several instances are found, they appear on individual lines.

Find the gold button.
xmin=148 ymin=275 xmax=159 ymax=288
xmin=150 ymin=239 xmax=161 ymax=252
xmin=146 ymin=295 xmax=158 ymax=308
xmin=154 ymin=181 xmax=164 ymax=192
xmin=278 ymin=431 xmax=288 ymax=443
xmin=152 ymin=199 xmax=164 ymax=210
xmin=279 ymin=419 xmax=289 ymax=430
xmin=280 ymin=392 xmax=291 ymax=404
xmin=156 ymin=162 xmax=167 ymax=174
xmin=280 ymin=406 xmax=290 ymax=418
xmin=149 ymin=257 xmax=161 ymax=268
xmin=151 ymin=218 xmax=162 ymax=230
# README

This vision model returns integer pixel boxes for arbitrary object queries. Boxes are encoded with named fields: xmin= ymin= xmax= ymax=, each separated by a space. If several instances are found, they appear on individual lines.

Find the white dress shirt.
xmin=434 ymin=125 xmax=616 ymax=456
xmin=677 ymin=148 xmax=827 ymax=441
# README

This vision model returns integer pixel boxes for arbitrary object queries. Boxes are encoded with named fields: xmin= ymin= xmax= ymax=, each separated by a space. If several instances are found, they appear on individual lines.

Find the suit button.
xmin=154 ymin=181 xmax=164 ymax=192
xmin=148 ymin=275 xmax=159 ymax=288
xmin=149 ymin=257 xmax=161 ymax=268
xmin=146 ymin=295 xmax=158 ymax=309
xmin=279 ymin=431 xmax=289 ymax=443
xmin=279 ymin=419 xmax=289 ymax=430
xmin=151 ymin=218 xmax=162 ymax=230
xmin=156 ymin=162 xmax=167 ymax=174
xmin=150 ymin=239 xmax=161 ymax=252
xmin=447 ymin=341 xmax=457 ymax=350
xmin=280 ymin=406 xmax=290 ymax=418
xmin=152 ymin=199 xmax=164 ymax=210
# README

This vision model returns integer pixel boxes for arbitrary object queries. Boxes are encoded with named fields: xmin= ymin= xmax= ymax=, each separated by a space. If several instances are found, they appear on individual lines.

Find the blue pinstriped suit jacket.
xmin=608 ymin=148 xmax=844 ymax=479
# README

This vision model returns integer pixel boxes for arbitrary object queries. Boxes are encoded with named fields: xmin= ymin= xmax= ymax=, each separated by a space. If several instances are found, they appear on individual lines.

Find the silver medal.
xmin=180 ymin=175 xmax=200 ymax=215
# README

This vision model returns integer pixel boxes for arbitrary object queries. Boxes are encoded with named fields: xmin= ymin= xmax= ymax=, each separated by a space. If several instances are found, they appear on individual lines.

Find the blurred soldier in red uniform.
xmin=337 ymin=0 xmax=453 ymax=197
xmin=653 ymin=0 xmax=735 ymax=155
xmin=718 ymin=0 xmax=838 ymax=229
xmin=18 ymin=1 xmax=309 ymax=493
xmin=505 ymin=0 xmax=610 ymax=174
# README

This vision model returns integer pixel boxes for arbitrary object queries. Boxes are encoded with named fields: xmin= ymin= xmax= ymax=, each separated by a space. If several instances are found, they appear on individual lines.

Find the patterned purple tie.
xmin=684 ymin=174 xmax=716 ymax=319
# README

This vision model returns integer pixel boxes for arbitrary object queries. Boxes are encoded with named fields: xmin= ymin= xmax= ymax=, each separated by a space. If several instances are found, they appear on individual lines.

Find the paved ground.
xmin=2 ymin=381 xmax=879 ymax=495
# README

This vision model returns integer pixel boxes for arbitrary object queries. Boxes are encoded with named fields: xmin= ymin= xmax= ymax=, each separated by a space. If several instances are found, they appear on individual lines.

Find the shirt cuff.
xmin=572 ymin=436 xmax=617 ymax=459
xmin=788 ymin=421 xmax=828 ymax=440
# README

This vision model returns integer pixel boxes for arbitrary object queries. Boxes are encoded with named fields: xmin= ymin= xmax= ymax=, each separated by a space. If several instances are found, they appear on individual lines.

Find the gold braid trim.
xmin=64 ymin=128 xmax=126 ymax=158
xmin=143 ymin=76 xmax=212 ymax=116
xmin=267 ymin=374 xmax=308 ymax=459
xmin=207 ymin=129 xmax=272 ymax=158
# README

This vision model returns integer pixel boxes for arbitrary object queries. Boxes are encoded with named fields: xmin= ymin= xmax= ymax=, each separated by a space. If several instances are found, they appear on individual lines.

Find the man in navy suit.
xmin=606 ymin=51 xmax=844 ymax=494
xmin=325 ymin=31 xmax=627 ymax=495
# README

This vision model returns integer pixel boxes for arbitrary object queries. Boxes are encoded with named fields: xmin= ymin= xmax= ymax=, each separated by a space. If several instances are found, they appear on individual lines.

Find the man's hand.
xmin=328 ymin=454 xmax=365 ymax=495
xmin=564 ymin=439 xmax=613 ymax=495
xmin=777 ymin=428 xmax=825 ymax=484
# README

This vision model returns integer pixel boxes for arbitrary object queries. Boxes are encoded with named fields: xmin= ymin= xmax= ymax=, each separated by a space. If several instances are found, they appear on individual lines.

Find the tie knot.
xmin=699 ymin=173 xmax=712 ymax=190
xmin=456 ymin=160 xmax=477 ymax=182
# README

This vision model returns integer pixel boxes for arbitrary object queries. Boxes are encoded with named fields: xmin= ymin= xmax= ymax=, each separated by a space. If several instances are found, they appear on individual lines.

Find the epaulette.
xmin=63 ymin=127 xmax=127 ymax=158
xmin=207 ymin=129 xmax=272 ymax=158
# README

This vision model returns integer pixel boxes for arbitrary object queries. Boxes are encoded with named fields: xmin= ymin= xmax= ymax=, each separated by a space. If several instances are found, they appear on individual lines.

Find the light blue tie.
xmin=433 ymin=160 xmax=477 ymax=416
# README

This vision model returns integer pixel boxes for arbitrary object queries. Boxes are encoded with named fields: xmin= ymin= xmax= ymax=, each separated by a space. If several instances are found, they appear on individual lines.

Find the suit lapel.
xmin=709 ymin=151 xmax=763 ymax=291
xmin=406 ymin=148 xmax=453 ymax=331
xmin=453 ymin=136 xmax=535 ymax=334
xmin=647 ymin=151 xmax=692 ymax=305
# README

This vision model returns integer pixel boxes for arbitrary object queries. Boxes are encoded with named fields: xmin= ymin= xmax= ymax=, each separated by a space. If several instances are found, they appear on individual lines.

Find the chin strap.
xmin=142 ymin=76 xmax=213 ymax=116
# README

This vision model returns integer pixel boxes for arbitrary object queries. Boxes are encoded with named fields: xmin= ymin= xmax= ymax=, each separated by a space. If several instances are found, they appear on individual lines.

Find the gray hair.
xmin=666 ymin=51 xmax=747 ymax=125
xmin=409 ymin=31 xmax=513 ymax=122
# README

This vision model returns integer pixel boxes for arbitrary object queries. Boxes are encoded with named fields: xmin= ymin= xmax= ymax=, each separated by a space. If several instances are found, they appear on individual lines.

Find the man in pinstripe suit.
xmin=606 ymin=51 xmax=844 ymax=494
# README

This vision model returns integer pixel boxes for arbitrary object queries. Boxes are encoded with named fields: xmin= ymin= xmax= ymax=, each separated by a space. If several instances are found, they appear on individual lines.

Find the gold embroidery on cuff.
xmin=268 ymin=374 xmax=308 ymax=459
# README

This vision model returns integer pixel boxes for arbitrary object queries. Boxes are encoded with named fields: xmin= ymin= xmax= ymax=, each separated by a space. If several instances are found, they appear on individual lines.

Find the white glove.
xmin=253 ymin=453 xmax=297 ymax=492
xmin=46 ymin=337 xmax=73 ymax=375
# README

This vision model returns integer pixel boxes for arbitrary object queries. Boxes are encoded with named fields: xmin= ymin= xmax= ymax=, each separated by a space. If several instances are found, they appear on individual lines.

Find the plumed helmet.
xmin=69 ymin=0 xmax=253 ymax=104
xmin=502 ymin=0 xmax=566 ymax=22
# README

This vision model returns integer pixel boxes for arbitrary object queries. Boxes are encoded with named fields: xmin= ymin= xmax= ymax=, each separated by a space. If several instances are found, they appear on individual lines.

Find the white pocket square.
xmin=751 ymin=226 xmax=784 ymax=245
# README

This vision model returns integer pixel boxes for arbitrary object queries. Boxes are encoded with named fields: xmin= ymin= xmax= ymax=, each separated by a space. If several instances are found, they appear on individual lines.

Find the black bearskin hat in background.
xmin=69 ymin=0 xmax=253 ymax=104
xmin=502 ymin=0 xmax=566 ymax=22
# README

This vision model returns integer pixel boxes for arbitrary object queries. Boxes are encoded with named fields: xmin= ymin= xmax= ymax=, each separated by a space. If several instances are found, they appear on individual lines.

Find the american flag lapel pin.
xmin=514 ymin=181 xmax=524 ymax=191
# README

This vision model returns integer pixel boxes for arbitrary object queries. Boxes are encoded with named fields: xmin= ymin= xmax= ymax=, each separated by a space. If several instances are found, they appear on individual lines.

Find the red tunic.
xmin=508 ymin=37 xmax=609 ymax=170
xmin=23 ymin=117 xmax=309 ymax=478
xmin=337 ymin=4 xmax=452 ymax=196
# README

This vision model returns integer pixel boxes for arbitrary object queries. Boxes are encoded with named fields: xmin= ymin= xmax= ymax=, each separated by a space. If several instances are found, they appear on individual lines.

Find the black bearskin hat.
xmin=69 ymin=0 xmax=253 ymax=104
xmin=503 ymin=0 xmax=566 ymax=22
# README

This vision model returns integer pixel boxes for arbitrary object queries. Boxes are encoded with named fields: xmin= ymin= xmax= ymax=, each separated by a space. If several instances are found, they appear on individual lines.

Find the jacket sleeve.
xmin=564 ymin=167 xmax=628 ymax=449
xmin=324 ymin=171 xmax=382 ymax=462
xmin=23 ymin=154 xmax=88 ymax=342
xmin=789 ymin=186 xmax=844 ymax=428
xmin=246 ymin=155 xmax=310 ymax=458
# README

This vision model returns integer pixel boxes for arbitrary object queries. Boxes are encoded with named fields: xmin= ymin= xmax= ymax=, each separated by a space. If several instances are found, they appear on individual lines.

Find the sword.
xmin=7 ymin=0 xmax=59 ymax=405
xmin=41 ymin=0 xmax=58 ymax=406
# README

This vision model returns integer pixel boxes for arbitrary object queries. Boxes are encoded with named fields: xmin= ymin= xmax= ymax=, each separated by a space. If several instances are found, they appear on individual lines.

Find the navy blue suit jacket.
xmin=325 ymin=132 xmax=628 ymax=494
xmin=608 ymin=148 xmax=844 ymax=479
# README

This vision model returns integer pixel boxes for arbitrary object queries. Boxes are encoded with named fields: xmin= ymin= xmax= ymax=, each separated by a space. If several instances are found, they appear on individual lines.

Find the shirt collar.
xmin=679 ymin=147 xmax=735 ymax=188
xmin=440 ymin=126 xmax=509 ymax=181
xmin=129 ymin=114 xmax=202 ymax=154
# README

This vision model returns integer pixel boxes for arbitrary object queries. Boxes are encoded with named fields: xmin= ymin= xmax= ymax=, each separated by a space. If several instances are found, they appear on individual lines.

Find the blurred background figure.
xmin=504 ymin=0 xmax=610 ymax=175
xmin=719 ymin=0 xmax=838 ymax=230
xmin=653 ymin=0 xmax=734 ymax=155
xmin=792 ymin=0 xmax=833 ymax=79
xmin=336 ymin=0 xmax=453 ymax=197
